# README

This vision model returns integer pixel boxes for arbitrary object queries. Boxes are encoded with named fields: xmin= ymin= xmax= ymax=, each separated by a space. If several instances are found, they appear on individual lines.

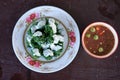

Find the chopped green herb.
xmin=86 ymin=33 xmax=91 ymax=38
xmin=93 ymin=35 xmax=99 ymax=40
xmin=44 ymin=25 xmax=53 ymax=37
xmin=26 ymin=40 xmax=31 ymax=48
xmin=54 ymin=49 xmax=63 ymax=57
xmin=44 ymin=56 xmax=53 ymax=60
xmin=98 ymin=47 xmax=104 ymax=52
xmin=90 ymin=27 xmax=96 ymax=32
xmin=55 ymin=21 xmax=59 ymax=26
xmin=27 ymin=29 xmax=32 ymax=36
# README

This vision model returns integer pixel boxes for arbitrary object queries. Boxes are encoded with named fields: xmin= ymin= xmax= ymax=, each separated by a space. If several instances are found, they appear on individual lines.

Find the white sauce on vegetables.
xmin=41 ymin=43 xmax=50 ymax=49
xmin=49 ymin=18 xmax=57 ymax=33
xmin=31 ymin=26 xmax=37 ymax=33
xmin=36 ymin=18 xmax=46 ymax=29
xmin=26 ymin=36 xmax=32 ymax=47
xmin=50 ymin=44 xmax=62 ymax=51
xmin=32 ymin=48 xmax=41 ymax=56
xmin=53 ymin=35 xmax=64 ymax=44
xmin=33 ymin=31 xmax=42 ymax=37
xmin=43 ymin=49 xmax=54 ymax=57
xmin=31 ymin=19 xmax=46 ymax=33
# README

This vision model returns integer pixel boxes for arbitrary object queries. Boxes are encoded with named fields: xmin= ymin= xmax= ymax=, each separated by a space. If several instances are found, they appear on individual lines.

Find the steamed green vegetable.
xmin=25 ymin=17 xmax=64 ymax=60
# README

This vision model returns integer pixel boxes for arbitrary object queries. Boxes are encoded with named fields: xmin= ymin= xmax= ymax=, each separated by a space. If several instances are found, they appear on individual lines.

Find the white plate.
xmin=12 ymin=6 xmax=80 ymax=73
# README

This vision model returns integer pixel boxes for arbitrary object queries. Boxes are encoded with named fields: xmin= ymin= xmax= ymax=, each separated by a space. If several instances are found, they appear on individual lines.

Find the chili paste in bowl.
xmin=82 ymin=22 xmax=118 ymax=58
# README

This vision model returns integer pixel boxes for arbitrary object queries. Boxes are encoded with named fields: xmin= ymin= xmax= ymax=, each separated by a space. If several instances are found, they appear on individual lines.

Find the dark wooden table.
xmin=0 ymin=0 xmax=120 ymax=80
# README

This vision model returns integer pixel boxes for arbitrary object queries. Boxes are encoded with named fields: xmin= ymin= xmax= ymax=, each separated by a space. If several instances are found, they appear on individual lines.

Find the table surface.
xmin=0 ymin=0 xmax=120 ymax=80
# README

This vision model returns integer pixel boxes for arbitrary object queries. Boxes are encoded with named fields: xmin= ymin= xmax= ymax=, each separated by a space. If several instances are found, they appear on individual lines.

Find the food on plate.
xmin=24 ymin=17 xmax=65 ymax=60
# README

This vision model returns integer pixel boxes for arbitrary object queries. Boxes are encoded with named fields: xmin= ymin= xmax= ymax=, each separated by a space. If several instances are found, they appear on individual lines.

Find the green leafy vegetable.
xmin=44 ymin=25 xmax=53 ymax=36
xmin=25 ymin=17 xmax=64 ymax=60
xmin=26 ymin=40 xmax=31 ymax=48
xmin=27 ymin=29 xmax=32 ymax=36
xmin=31 ymin=38 xmax=41 ymax=49
xmin=44 ymin=25 xmax=54 ymax=43
xmin=44 ymin=56 xmax=52 ymax=60
xmin=55 ymin=21 xmax=59 ymax=26
xmin=45 ymin=18 xmax=49 ymax=25
xmin=54 ymin=49 xmax=63 ymax=57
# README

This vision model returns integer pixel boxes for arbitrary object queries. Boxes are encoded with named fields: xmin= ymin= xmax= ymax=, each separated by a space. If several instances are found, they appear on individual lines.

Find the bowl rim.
xmin=82 ymin=22 xmax=119 ymax=59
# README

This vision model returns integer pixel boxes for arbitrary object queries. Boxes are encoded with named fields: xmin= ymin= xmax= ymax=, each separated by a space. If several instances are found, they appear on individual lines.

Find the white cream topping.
xmin=49 ymin=18 xmax=57 ymax=33
xmin=35 ymin=18 xmax=46 ymax=29
xmin=49 ymin=18 xmax=55 ymax=23
xmin=50 ymin=44 xmax=62 ymax=51
xmin=26 ymin=36 xmax=32 ymax=47
xmin=31 ymin=26 xmax=37 ymax=33
xmin=53 ymin=35 xmax=64 ymax=44
xmin=31 ymin=18 xmax=46 ymax=33
xmin=33 ymin=31 xmax=42 ymax=37
xmin=43 ymin=49 xmax=54 ymax=57
xmin=32 ymin=48 xmax=41 ymax=56
xmin=41 ymin=43 xmax=50 ymax=49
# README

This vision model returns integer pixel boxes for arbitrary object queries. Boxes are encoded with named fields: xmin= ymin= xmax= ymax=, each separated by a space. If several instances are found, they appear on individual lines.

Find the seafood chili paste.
xmin=84 ymin=25 xmax=115 ymax=56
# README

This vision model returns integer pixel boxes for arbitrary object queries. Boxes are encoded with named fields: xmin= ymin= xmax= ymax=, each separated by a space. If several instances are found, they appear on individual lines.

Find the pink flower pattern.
xmin=69 ymin=31 xmax=76 ymax=47
xmin=26 ymin=13 xmax=40 ymax=23
xmin=26 ymin=56 xmax=41 ymax=67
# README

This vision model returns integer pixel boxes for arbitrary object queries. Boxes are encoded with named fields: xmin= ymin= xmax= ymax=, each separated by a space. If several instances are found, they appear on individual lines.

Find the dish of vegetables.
xmin=24 ymin=17 xmax=68 ymax=62
xmin=12 ymin=6 xmax=80 ymax=73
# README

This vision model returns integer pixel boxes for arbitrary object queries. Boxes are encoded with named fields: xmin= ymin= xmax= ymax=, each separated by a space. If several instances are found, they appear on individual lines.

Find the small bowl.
xmin=82 ymin=22 xmax=119 ymax=59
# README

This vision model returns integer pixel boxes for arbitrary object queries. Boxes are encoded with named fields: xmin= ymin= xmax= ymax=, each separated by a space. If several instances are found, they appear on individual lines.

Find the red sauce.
xmin=84 ymin=25 xmax=114 ymax=56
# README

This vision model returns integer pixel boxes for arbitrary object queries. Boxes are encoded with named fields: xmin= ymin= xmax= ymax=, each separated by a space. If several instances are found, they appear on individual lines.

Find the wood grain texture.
xmin=0 ymin=0 xmax=120 ymax=80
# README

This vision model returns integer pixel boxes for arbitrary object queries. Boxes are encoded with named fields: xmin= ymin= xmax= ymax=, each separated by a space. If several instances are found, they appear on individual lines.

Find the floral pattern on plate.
xmin=26 ymin=13 xmax=40 ymax=23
